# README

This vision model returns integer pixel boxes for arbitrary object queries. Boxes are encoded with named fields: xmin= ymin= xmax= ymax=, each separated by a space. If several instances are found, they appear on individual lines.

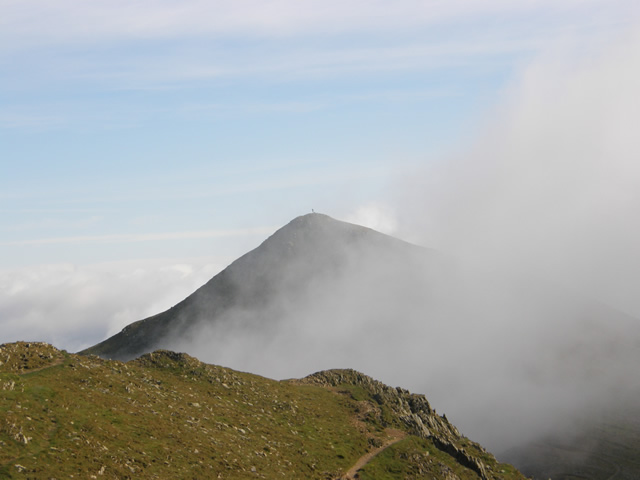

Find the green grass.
xmin=0 ymin=343 xmax=527 ymax=479
xmin=359 ymin=436 xmax=471 ymax=479
xmin=358 ymin=435 xmax=528 ymax=480
xmin=0 ymin=346 xmax=367 ymax=478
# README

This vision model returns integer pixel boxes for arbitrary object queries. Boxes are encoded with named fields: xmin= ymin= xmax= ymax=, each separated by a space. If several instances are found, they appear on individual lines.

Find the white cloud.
xmin=345 ymin=204 xmax=397 ymax=235
xmin=1 ymin=227 xmax=276 ymax=247
xmin=3 ymin=0 xmax=636 ymax=123
xmin=2 ymin=1 xmax=626 ymax=46
xmin=398 ymin=25 xmax=640 ymax=314
xmin=0 ymin=257 xmax=229 ymax=352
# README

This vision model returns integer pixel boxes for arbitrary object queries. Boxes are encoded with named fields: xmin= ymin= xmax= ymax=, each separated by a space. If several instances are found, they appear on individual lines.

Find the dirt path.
xmin=17 ymin=357 xmax=64 ymax=375
xmin=338 ymin=429 xmax=407 ymax=480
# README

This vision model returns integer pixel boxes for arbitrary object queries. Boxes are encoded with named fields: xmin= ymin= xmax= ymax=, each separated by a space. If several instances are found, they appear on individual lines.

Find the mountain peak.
xmin=290 ymin=211 xmax=333 ymax=223
xmin=269 ymin=212 xmax=373 ymax=241
xmin=260 ymin=212 xmax=415 ymax=256
xmin=81 ymin=213 xmax=428 ymax=362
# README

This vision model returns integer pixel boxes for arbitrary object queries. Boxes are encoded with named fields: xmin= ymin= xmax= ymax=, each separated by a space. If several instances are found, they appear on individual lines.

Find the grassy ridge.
xmin=359 ymin=436 xmax=520 ymax=480
xmin=0 ymin=342 xmax=526 ymax=479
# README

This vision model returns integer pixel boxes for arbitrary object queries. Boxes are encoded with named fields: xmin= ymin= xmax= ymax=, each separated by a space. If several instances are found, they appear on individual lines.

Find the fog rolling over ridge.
xmin=396 ymin=26 xmax=640 ymax=320
xmin=84 ymin=28 xmax=640 ymax=460
xmin=85 ymin=213 xmax=640 ymax=455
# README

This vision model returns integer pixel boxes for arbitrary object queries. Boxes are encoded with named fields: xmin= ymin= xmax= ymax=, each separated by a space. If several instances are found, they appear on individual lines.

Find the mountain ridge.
xmin=81 ymin=213 xmax=434 ymax=361
xmin=77 ymin=212 xmax=640 ymax=479
xmin=1 ymin=341 xmax=526 ymax=479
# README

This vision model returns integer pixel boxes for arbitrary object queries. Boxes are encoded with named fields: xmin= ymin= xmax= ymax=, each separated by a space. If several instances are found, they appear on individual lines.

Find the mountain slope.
xmin=501 ymin=404 xmax=640 ymax=480
xmin=79 ymin=213 xmax=640 ymax=476
xmin=0 ymin=341 xmax=526 ymax=479
xmin=82 ymin=213 xmax=436 ymax=361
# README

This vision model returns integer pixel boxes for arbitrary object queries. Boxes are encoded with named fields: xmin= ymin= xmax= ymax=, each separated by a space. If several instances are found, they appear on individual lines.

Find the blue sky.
xmin=2 ymin=0 xmax=640 ymax=350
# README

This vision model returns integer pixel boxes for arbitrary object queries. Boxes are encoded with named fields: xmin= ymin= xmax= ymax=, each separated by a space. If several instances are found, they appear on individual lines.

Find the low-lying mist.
xmin=0 ymin=259 xmax=225 ymax=353
xmin=167 ymin=224 xmax=640 ymax=452
xmin=169 ymin=28 xmax=640 ymax=454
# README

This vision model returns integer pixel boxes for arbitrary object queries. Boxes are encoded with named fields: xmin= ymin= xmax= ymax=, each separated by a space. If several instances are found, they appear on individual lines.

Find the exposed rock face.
xmin=299 ymin=369 xmax=497 ymax=480
xmin=0 ymin=341 xmax=65 ymax=374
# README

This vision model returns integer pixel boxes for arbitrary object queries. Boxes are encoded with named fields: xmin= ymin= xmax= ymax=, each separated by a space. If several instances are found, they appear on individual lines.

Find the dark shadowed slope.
xmin=81 ymin=213 xmax=436 ymax=361
xmin=502 ymin=400 xmax=640 ymax=480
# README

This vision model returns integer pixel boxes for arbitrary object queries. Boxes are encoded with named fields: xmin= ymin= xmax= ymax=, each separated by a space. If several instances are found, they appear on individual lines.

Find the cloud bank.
xmin=396 ymin=26 xmax=640 ymax=318
xmin=0 ymin=258 xmax=227 ymax=353
xmin=155 ymin=26 xmax=640 ymax=454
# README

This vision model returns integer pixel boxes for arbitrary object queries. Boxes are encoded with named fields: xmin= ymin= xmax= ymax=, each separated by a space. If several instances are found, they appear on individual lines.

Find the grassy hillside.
xmin=0 ymin=342 xmax=526 ymax=479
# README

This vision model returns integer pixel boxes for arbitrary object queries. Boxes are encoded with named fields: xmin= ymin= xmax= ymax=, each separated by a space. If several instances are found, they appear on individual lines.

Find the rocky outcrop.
xmin=0 ymin=341 xmax=65 ymax=374
xmin=299 ymin=369 xmax=494 ymax=480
